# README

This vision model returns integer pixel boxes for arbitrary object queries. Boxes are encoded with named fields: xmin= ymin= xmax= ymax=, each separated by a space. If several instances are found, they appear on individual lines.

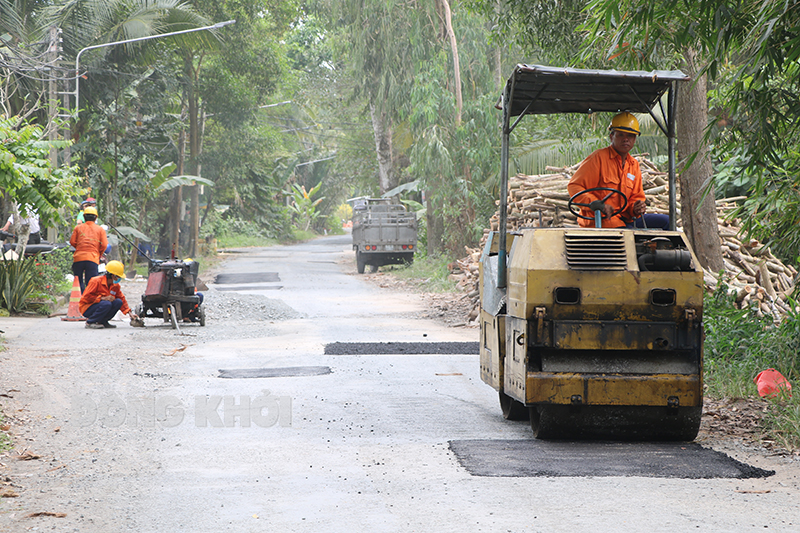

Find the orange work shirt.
xmin=70 ymin=221 xmax=108 ymax=263
xmin=567 ymin=146 xmax=646 ymax=228
xmin=79 ymin=274 xmax=131 ymax=316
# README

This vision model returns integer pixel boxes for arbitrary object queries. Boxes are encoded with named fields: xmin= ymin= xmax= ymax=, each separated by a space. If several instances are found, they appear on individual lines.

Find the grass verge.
xmin=388 ymin=254 xmax=459 ymax=293
xmin=704 ymin=282 xmax=800 ymax=451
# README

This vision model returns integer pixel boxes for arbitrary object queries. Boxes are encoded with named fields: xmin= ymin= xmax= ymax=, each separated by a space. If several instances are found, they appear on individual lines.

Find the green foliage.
xmin=723 ymin=150 xmax=800 ymax=263
xmin=465 ymin=0 xmax=589 ymax=65
xmin=200 ymin=120 xmax=294 ymax=241
xmin=0 ymin=117 xmax=83 ymax=227
xmin=0 ymin=256 xmax=38 ymax=313
xmin=30 ymin=252 xmax=72 ymax=303
xmin=584 ymin=0 xmax=800 ymax=264
xmin=47 ymin=0 xmax=213 ymax=61
xmin=391 ymin=254 xmax=458 ymax=294
xmin=289 ymin=228 xmax=317 ymax=243
xmin=704 ymin=281 xmax=800 ymax=447
xmin=764 ymin=397 xmax=800 ymax=452
xmin=703 ymin=278 xmax=800 ymax=390
xmin=285 ymin=182 xmax=325 ymax=232
xmin=216 ymin=231 xmax=279 ymax=249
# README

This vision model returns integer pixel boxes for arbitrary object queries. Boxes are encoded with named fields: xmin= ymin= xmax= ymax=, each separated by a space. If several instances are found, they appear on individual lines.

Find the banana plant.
xmin=125 ymin=162 xmax=215 ymax=266
xmin=285 ymin=182 xmax=325 ymax=232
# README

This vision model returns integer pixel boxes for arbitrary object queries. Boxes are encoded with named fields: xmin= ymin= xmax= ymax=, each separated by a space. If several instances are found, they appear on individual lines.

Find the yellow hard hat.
xmin=84 ymin=206 xmax=98 ymax=216
xmin=106 ymin=260 xmax=124 ymax=278
xmin=609 ymin=112 xmax=640 ymax=135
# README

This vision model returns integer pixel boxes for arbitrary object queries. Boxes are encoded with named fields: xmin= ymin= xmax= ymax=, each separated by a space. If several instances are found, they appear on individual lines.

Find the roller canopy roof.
xmin=500 ymin=64 xmax=689 ymax=117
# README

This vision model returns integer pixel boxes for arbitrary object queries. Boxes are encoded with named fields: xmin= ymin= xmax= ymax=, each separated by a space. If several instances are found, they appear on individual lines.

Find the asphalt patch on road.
xmin=214 ymin=272 xmax=281 ymax=284
xmin=449 ymin=439 xmax=775 ymax=479
xmin=324 ymin=341 xmax=479 ymax=355
xmin=218 ymin=366 xmax=332 ymax=379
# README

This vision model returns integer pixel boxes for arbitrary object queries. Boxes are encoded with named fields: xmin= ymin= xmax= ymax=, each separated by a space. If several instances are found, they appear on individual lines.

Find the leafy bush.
xmin=0 ymin=256 xmax=37 ymax=313
xmin=705 ymin=283 xmax=799 ymax=395
xmin=704 ymin=282 xmax=800 ymax=449
xmin=201 ymin=205 xmax=291 ymax=243
xmin=34 ymin=248 xmax=73 ymax=294
xmin=391 ymin=254 xmax=457 ymax=293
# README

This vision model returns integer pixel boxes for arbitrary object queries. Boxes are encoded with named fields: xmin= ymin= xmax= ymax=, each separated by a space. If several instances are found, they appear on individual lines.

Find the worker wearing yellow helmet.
xmin=79 ymin=260 xmax=139 ymax=329
xmin=567 ymin=112 xmax=669 ymax=229
xmin=70 ymin=205 xmax=109 ymax=293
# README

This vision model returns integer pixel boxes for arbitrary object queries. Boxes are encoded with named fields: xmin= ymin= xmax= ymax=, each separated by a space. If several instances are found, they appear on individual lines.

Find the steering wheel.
xmin=568 ymin=187 xmax=628 ymax=221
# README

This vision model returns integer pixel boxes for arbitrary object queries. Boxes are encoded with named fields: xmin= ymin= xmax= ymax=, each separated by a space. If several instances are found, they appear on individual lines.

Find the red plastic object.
xmin=754 ymin=369 xmax=792 ymax=399
xmin=144 ymin=271 xmax=167 ymax=300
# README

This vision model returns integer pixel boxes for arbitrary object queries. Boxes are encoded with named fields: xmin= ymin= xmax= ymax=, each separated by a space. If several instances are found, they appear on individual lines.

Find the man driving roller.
xmin=567 ymin=112 xmax=669 ymax=229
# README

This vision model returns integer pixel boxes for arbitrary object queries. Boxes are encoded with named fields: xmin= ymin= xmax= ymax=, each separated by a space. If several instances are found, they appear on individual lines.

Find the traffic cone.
xmin=61 ymin=276 xmax=86 ymax=322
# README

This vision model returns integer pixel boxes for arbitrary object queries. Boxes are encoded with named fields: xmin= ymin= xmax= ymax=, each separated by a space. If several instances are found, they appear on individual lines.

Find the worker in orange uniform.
xmin=567 ymin=112 xmax=669 ymax=230
xmin=79 ymin=260 xmax=138 ymax=329
xmin=70 ymin=206 xmax=108 ymax=293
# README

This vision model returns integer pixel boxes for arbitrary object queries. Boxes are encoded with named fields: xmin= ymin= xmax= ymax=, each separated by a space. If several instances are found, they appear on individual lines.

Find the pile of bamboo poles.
xmin=449 ymin=155 xmax=798 ymax=324
xmin=711 ymin=203 xmax=798 ymax=321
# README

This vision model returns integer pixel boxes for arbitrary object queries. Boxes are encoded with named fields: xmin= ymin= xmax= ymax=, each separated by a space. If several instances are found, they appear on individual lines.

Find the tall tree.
xmin=583 ymin=1 xmax=727 ymax=271
xmin=329 ymin=0 xmax=440 ymax=194
xmin=174 ymin=0 xmax=297 ymax=255
xmin=582 ymin=0 xmax=800 ymax=266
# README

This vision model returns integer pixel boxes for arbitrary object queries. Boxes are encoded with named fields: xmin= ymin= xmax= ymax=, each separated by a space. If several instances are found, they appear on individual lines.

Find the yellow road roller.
xmin=480 ymin=65 xmax=704 ymax=440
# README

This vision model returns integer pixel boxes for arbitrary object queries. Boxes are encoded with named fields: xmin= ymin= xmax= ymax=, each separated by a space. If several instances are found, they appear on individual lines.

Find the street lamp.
xmin=74 ymin=19 xmax=235 ymax=118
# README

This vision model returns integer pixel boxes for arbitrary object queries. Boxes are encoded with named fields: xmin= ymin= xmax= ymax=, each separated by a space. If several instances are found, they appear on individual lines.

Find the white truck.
xmin=351 ymin=197 xmax=417 ymax=273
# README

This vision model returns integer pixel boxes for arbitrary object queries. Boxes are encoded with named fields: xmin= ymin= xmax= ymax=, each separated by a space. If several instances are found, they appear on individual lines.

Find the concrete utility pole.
xmin=47 ymin=26 xmax=61 ymax=243
xmin=47 ymin=26 xmax=59 ymax=168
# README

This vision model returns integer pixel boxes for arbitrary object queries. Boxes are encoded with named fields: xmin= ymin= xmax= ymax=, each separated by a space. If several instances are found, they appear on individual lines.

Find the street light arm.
xmin=74 ymin=19 xmax=236 ymax=118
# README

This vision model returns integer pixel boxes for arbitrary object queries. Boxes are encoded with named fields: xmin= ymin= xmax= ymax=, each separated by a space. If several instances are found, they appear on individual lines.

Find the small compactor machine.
xmin=136 ymin=258 xmax=205 ymax=328
xmin=480 ymin=65 xmax=704 ymax=440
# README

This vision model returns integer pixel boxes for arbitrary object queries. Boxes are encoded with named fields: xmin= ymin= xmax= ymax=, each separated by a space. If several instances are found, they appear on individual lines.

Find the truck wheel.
xmin=369 ymin=264 xmax=379 ymax=273
xmin=500 ymin=391 xmax=529 ymax=421
xmin=197 ymin=305 xmax=206 ymax=327
xmin=356 ymin=252 xmax=366 ymax=274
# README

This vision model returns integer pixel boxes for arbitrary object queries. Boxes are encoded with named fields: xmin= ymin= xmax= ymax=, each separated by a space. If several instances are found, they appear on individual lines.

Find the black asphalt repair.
xmin=449 ymin=439 xmax=775 ymax=479
xmin=218 ymin=366 xmax=332 ymax=379
xmin=214 ymin=272 xmax=281 ymax=284
xmin=324 ymin=341 xmax=480 ymax=355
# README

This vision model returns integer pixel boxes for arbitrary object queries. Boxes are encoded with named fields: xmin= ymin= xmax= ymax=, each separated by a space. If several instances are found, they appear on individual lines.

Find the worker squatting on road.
xmin=79 ymin=260 xmax=139 ymax=329
xmin=70 ymin=206 xmax=108 ymax=293
xmin=567 ymin=112 xmax=670 ymax=230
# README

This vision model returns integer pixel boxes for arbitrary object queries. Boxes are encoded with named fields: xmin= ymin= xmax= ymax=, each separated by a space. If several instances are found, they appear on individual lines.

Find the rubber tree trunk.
xmin=437 ymin=0 xmax=462 ymax=126
xmin=369 ymin=102 xmax=394 ymax=194
xmin=676 ymin=48 xmax=724 ymax=272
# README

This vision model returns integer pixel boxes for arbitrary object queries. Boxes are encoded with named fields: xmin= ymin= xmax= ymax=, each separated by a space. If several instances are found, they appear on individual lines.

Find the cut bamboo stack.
xmin=450 ymin=154 xmax=798 ymax=324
